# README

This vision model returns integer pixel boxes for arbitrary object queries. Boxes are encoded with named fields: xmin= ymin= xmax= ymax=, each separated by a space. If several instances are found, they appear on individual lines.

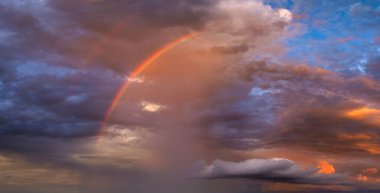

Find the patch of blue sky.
xmin=281 ymin=0 xmax=379 ymax=75
xmin=264 ymin=0 xmax=294 ymax=10
xmin=302 ymin=29 xmax=327 ymax=40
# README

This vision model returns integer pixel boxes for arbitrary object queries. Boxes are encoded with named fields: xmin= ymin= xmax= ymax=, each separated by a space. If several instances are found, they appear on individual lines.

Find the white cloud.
xmin=141 ymin=101 xmax=165 ymax=112
xmin=189 ymin=158 xmax=346 ymax=185
xmin=193 ymin=0 xmax=293 ymax=59
xmin=277 ymin=8 xmax=292 ymax=22
xmin=128 ymin=76 xmax=145 ymax=84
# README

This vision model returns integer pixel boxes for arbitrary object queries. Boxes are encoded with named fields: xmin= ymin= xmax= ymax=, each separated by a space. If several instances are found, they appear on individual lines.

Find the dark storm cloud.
xmin=0 ymin=1 xmax=82 ymax=64
xmin=0 ymin=0 xmax=216 ymax=73
xmin=0 ymin=0 xmax=228 ymax=179
xmin=0 ymin=65 xmax=120 ymax=139
xmin=44 ymin=0 xmax=217 ymax=73
xmin=0 ymin=0 xmax=215 ymax=140
xmin=49 ymin=0 xmax=215 ymax=32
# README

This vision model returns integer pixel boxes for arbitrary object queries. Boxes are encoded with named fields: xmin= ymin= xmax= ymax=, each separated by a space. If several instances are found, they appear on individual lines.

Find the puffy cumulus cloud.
xmin=198 ymin=0 xmax=293 ymax=57
xmin=189 ymin=158 xmax=345 ymax=185
xmin=210 ymin=0 xmax=292 ymax=36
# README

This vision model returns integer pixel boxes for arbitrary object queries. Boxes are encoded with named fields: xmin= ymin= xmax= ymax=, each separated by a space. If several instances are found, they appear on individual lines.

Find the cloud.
xmin=141 ymin=101 xmax=165 ymax=112
xmin=362 ymin=168 xmax=378 ymax=175
xmin=316 ymin=161 xmax=335 ymax=174
xmin=49 ymin=0 xmax=215 ymax=30
xmin=0 ymin=67 xmax=120 ymax=138
xmin=189 ymin=158 xmax=345 ymax=185
xmin=1 ymin=0 xmax=380 ymax=192
xmin=367 ymin=57 xmax=380 ymax=79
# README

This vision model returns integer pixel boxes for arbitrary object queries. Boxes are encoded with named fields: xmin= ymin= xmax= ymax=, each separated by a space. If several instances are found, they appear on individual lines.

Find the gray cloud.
xmin=189 ymin=158 xmax=346 ymax=185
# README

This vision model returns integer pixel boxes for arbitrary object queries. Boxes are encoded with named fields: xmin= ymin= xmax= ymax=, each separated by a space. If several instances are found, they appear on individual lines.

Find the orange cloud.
xmin=344 ymin=107 xmax=380 ymax=125
xmin=362 ymin=168 xmax=378 ymax=175
xmin=355 ymin=142 xmax=380 ymax=155
xmin=338 ymin=133 xmax=374 ymax=140
xmin=316 ymin=161 xmax=335 ymax=174
xmin=357 ymin=175 xmax=380 ymax=183
xmin=357 ymin=168 xmax=379 ymax=183
xmin=357 ymin=174 xmax=368 ymax=182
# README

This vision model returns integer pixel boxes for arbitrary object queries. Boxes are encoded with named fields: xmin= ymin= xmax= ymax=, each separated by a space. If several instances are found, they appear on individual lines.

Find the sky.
xmin=0 ymin=0 xmax=380 ymax=192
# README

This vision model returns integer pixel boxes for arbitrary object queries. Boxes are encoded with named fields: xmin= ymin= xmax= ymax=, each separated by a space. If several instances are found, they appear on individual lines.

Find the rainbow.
xmin=98 ymin=33 xmax=197 ymax=139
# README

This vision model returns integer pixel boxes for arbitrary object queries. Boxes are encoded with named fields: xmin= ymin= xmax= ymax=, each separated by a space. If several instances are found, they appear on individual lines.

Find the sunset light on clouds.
xmin=317 ymin=161 xmax=335 ymax=174
xmin=0 ymin=0 xmax=380 ymax=193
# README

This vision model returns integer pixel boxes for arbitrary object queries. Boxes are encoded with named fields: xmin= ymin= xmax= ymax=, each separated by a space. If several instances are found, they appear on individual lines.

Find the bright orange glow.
xmin=344 ymin=107 xmax=380 ymax=125
xmin=345 ymin=107 xmax=380 ymax=118
xmin=317 ymin=161 xmax=335 ymax=174
xmin=98 ymin=33 xmax=197 ymax=139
